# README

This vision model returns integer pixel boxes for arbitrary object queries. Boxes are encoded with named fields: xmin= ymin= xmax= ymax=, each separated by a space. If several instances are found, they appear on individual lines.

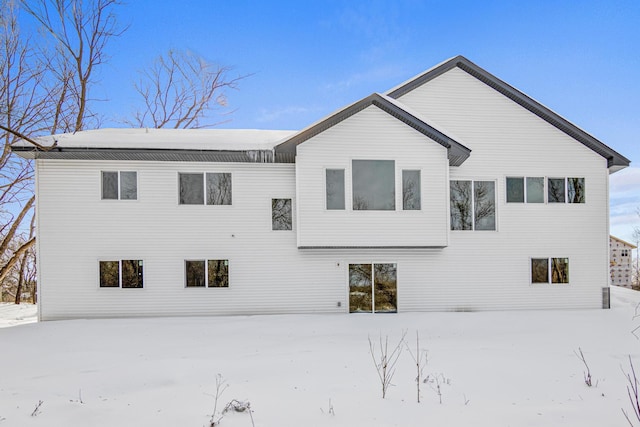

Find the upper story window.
xmin=272 ymin=198 xmax=292 ymax=230
xmin=402 ymin=170 xmax=421 ymax=210
xmin=549 ymin=177 xmax=584 ymax=203
xmin=506 ymin=177 xmax=584 ymax=204
xmin=102 ymin=171 xmax=137 ymax=200
xmin=99 ymin=259 xmax=144 ymax=288
xmin=506 ymin=177 xmax=544 ymax=203
xmin=450 ymin=180 xmax=496 ymax=231
xmin=352 ymin=160 xmax=395 ymax=210
xmin=326 ymin=169 xmax=345 ymax=210
xmin=179 ymin=173 xmax=232 ymax=205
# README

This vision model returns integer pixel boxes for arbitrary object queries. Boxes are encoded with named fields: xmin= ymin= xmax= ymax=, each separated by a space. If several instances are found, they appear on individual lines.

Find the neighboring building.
xmin=12 ymin=56 xmax=630 ymax=320
xmin=610 ymin=235 xmax=637 ymax=288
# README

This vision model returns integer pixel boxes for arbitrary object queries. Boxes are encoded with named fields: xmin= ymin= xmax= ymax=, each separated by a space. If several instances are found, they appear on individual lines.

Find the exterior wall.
xmin=395 ymin=67 xmax=610 ymax=309
xmin=610 ymin=236 xmax=635 ymax=288
xmin=36 ymin=160 xmax=337 ymax=319
xmin=295 ymin=105 xmax=449 ymax=248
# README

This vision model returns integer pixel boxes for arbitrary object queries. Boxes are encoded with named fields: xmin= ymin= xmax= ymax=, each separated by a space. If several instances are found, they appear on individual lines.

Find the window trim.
xmin=177 ymin=172 xmax=233 ymax=206
xmin=101 ymin=170 xmax=138 ymax=201
xmin=98 ymin=259 xmax=145 ymax=289
xmin=184 ymin=259 xmax=230 ymax=288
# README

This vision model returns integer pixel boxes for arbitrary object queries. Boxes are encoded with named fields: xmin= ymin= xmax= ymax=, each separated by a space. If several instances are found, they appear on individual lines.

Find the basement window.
xmin=185 ymin=260 xmax=229 ymax=288
xmin=531 ymin=258 xmax=569 ymax=284
xmin=99 ymin=260 xmax=144 ymax=288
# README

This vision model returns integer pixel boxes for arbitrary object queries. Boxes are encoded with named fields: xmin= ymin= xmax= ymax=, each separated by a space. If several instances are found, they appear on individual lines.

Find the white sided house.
xmin=13 ymin=56 xmax=630 ymax=320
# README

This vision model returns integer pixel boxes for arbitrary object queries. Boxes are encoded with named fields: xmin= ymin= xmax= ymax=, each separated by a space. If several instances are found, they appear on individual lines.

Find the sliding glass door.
xmin=349 ymin=263 xmax=397 ymax=313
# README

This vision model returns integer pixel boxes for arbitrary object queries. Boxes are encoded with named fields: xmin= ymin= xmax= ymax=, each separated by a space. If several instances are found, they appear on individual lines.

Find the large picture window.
xmin=272 ymin=198 xmax=292 ymax=230
xmin=352 ymin=160 xmax=395 ymax=210
xmin=179 ymin=172 xmax=232 ymax=205
xmin=99 ymin=260 xmax=144 ymax=288
xmin=102 ymin=171 xmax=137 ymax=200
xmin=185 ymin=260 xmax=229 ymax=288
xmin=450 ymin=180 xmax=495 ymax=230
xmin=326 ymin=169 xmax=345 ymax=210
xmin=531 ymin=258 xmax=569 ymax=284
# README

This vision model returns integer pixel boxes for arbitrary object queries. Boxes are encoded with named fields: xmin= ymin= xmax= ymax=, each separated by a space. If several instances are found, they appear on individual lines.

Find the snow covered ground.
xmin=0 ymin=303 xmax=37 ymax=328
xmin=1 ymin=288 xmax=640 ymax=426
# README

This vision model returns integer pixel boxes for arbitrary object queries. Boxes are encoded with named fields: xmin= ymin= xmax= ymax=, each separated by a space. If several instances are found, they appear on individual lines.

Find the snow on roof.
xmin=18 ymin=128 xmax=298 ymax=151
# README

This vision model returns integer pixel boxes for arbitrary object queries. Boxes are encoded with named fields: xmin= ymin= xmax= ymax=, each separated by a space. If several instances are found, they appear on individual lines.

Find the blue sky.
xmin=38 ymin=0 xmax=640 ymax=240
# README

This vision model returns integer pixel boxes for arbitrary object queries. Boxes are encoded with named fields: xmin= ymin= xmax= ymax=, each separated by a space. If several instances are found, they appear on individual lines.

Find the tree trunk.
xmin=14 ymin=252 xmax=27 ymax=304
xmin=0 ymin=237 xmax=35 ymax=284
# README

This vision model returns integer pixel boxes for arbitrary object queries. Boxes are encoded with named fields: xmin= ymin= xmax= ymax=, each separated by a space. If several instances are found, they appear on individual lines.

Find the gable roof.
xmin=610 ymin=235 xmax=637 ymax=249
xmin=386 ymin=55 xmax=630 ymax=171
xmin=274 ymin=93 xmax=471 ymax=166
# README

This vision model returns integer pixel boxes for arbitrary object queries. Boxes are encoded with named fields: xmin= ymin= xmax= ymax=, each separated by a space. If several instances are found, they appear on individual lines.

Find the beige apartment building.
xmin=610 ymin=235 xmax=636 ymax=288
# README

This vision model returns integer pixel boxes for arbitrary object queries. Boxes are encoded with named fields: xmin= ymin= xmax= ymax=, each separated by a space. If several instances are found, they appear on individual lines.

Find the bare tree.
xmin=368 ymin=331 xmax=406 ymax=399
xmin=20 ymin=0 xmax=126 ymax=132
xmin=406 ymin=331 xmax=428 ymax=403
xmin=0 ymin=0 xmax=124 ymax=300
xmin=127 ymin=49 xmax=247 ymax=129
xmin=14 ymin=211 xmax=35 ymax=303
xmin=623 ymin=356 xmax=640 ymax=426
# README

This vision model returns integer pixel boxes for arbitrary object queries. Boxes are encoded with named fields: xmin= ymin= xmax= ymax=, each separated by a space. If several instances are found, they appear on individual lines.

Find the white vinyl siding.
xmin=33 ymin=65 xmax=613 ymax=319
xmin=394 ymin=66 xmax=609 ymax=309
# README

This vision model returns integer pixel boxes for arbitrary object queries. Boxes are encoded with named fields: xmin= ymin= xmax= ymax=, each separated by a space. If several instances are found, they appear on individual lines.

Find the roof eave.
xmin=275 ymin=93 xmax=471 ymax=166
xmin=388 ymin=55 xmax=631 ymax=170
xmin=10 ymin=145 xmax=279 ymax=163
